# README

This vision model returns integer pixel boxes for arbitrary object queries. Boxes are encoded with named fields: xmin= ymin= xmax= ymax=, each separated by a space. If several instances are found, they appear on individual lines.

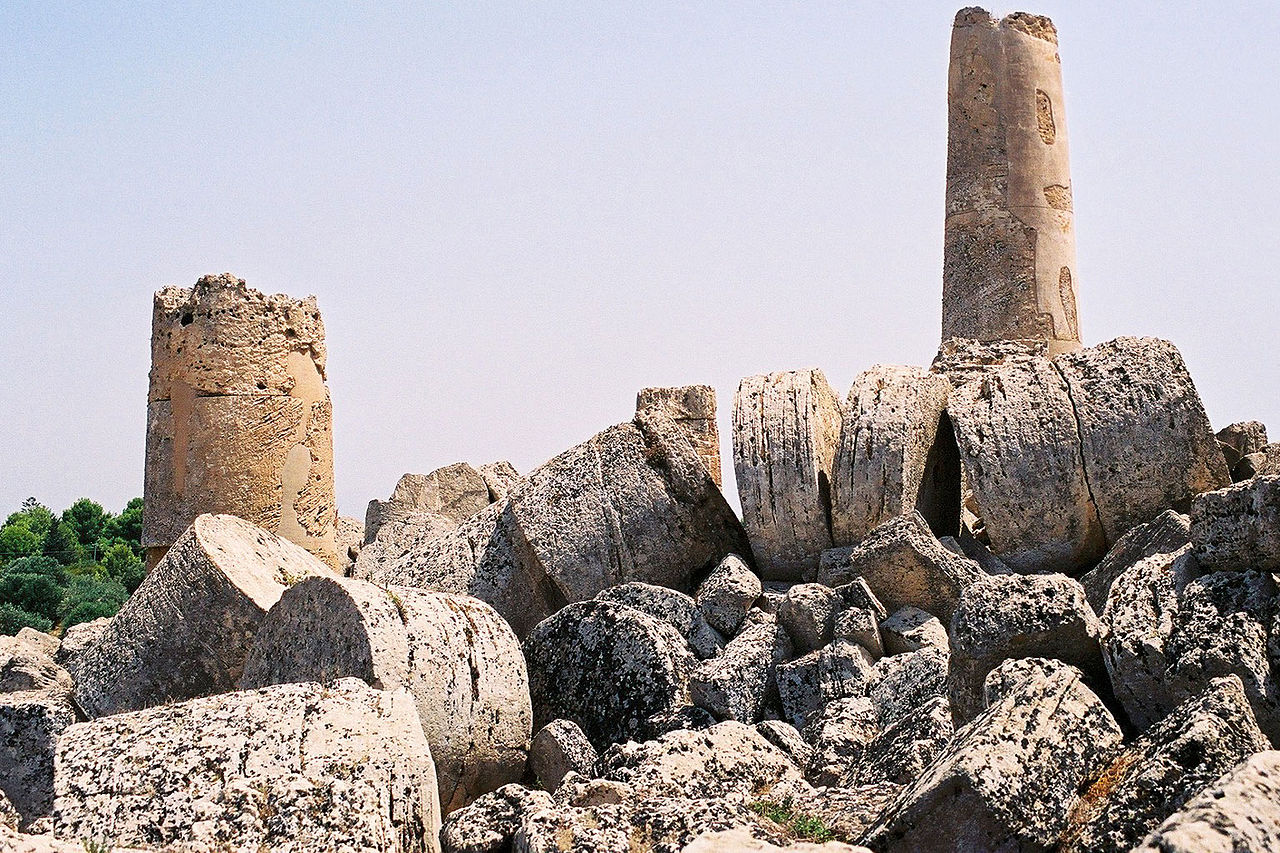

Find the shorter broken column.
xmin=142 ymin=274 xmax=339 ymax=569
xmin=732 ymin=370 xmax=842 ymax=580
xmin=636 ymin=385 xmax=722 ymax=487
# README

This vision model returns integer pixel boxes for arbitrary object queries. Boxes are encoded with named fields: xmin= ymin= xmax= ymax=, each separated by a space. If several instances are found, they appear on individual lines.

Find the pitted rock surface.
xmin=695 ymin=555 xmax=761 ymax=637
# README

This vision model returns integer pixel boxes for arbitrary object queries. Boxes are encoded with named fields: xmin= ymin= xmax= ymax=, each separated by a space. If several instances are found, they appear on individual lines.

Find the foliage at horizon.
xmin=0 ymin=496 xmax=144 ymax=635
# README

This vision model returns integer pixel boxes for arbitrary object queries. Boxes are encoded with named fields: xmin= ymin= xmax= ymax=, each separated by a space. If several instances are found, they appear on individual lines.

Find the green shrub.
xmin=0 ymin=602 xmax=53 ymax=635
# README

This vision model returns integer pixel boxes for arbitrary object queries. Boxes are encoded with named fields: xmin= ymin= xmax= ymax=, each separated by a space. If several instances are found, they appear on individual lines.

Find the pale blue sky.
xmin=3 ymin=2 xmax=1278 ymax=518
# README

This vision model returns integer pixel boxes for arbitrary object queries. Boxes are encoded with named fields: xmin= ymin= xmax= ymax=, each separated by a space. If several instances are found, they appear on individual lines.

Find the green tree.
xmin=0 ymin=555 xmax=67 ymax=622
xmin=41 ymin=520 xmax=83 ymax=565
xmin=62 ymin=499 xmax=110 ymax=550
xmin=5 ymin=499 xmax=55 ymax=540
xmin=102 ymin=498 xmax=144 ymax=552
xmin=59 ymin=576 xmax=128 ymax=629
xmin=0 ymin=602 xmax=53 ymax=635
xmin=102 ymin=542 xmax=145 ymax=593
xmin=0 ymin=519 xmax=42 ymax=564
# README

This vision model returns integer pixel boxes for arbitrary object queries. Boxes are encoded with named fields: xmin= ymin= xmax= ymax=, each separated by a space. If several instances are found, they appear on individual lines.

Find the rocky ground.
xmin=3 ymin=334 xmax=1280 ymax=853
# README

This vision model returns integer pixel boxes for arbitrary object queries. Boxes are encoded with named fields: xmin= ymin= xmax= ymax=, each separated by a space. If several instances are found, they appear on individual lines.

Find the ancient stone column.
xmin=942 ymin=8 xmax=1081 ymax=356
xmin=636 ymin=385 xmax=721 ymax=486
xmin=141 ymin=274 xmax=340 ymax=569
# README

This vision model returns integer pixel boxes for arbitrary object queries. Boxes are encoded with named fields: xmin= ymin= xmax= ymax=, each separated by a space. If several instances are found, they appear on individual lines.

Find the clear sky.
xmin=2 ymin=2 xmax=1277 ymax=519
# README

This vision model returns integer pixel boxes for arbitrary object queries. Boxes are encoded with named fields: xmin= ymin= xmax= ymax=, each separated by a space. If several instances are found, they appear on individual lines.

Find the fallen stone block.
xmin=779 ymin=583 xmax=845 ymax=655
xmin=777 ymin=640 xmax=876 ymax=732
xmin=685 ymin=827 xmax=872 ymax=852
xmin=51 ymin=617 xmax=110 ymax=685
xmin=804 ymin=696 xmax=881 ymax=788
xmin=1132 ymin=750 xmax=1280 ymax=853
xmin=834 ymin=607 xmax=882 ymax=659
xmin=1078 ymin=509 xmax=1190 ymax=614
xmin=596 ymin=581 xmax=696 ymax=637
xmin=947 ymin=572 xmax=1102 ymax=722
xmin=637 ymin=384 xmax=722 ymax=487
xmin=850 ymin=696 xmax=954 ymax=788
xmin=523 ymin=600 xmax=694 ymax=751
xmin=733 ymin=369 xmax=842 ymax=580
xmin=861 ymin=666 xmax=1122 ymax=852
xmin=529 ymin=720 xmax=597 ymax=794
xmin=364 ymin=463 xmax=493 ymax=544
xmin=695 ymin=554 xmax=761 ymax=637
xmin=440 ymin=784 xmax=553 ymax=853
xmin=241 ymin=576 xmax=531 ymax=814
xmin=1191 ymin=475 xmax=1280 ymax=572
xmin=1237 ymin=444 xmax=1280 ymax=479
xmin=691 ymin=616 xmax=789 ymax=723
xmin=0 ymin=690 xmax=76 ymax=826
xmin=946 ymin=354 xmax=1105 ymax=573
xmin=868 ymin=646 xmax=949 ymax=729
xmin=754 ymin=720 xmax=813 ymax=770
xmin=0 ymin=634 xmax=70 ymax=696
xmin=879 ymin=606 xmax=948 ymax=656
xmin=73 ymin=513 xmax=334 ymax=718
xmin=1055 ymin=336 xmax=1230 ymax=541
xmin=53 ymin=679 xmax=441 ymax=853
xmin=831 ymin=365 xmax=956 ymax=545
xmin=819 ymin=512 xmax=983 ymax=623
xmin=1217 ymin=420 xmax=1268 ymax=471
xmin=1060 ymin=675 xmax=1270 ymax=853
xmin=982 ymin=657 xmax=1085 ymax=709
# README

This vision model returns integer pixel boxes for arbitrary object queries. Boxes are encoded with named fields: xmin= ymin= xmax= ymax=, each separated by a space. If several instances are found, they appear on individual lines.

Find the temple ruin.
xmin=140 ymin=274 xmax=340 ymax=569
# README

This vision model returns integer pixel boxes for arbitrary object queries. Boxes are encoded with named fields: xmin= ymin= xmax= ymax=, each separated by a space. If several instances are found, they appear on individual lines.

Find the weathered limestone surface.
xmin=820 ymin=512 xmax=983 ymax=623
xmin=523 ymin=600 xmax=694 ymax=751
xmin=1238 ymin=444 xmax=1280 ymax=479
xmin=1191 ymin=475 xmax=1280 ymax=572
xmin=862 ymin=666 xmax=1122 ymax=852
xmin=867 ymin=647 xmax=950 ymax=730
xmin=1132 ymin=750 xmax=1280 ymax=853
xmin=947 ymin=572 xmax=1102 ymax=722
xmin=733 ymin=370 xmax=842 ymax=580
xmin=691 ymin=617 xmax=788 ymax=723
xmin=1060 ymin=676 xmax=1270 ymax=853
xmin=358 ymin=412 xmax=749 ymax=639
xmin=685 ymin=828 xmax=871 ymax=853
xmin=1216 ymin=420 xmax=1268 ymax=471
xmin=440 ymin=784 xmax=554 ymax=853
xmin=1079 ymin=509 xmax=1190 ymax=614
xmin=942 ymin=10 xmax=1080 ymax=354
xmin=804 ymin=696 xmax=882 ymax=788
xmin=850 ymin=696 xmax=954 ymax=788
xmin=695 ymin=555 xmax=761 ymax=637
xmin=143 ymin=274 xmax=338 ymax=568
xmin=947 ymin=355 xmax=1104 ymax=573
xmin=776 ymin=641 xmax=875 ymax=733
xmin=831 ymin=366 xmax=956 ymax=545
xmin=477 ymin=461 xmax=522 ymax=502
xmin=241 ymin=577 xmax=531 ymax=814
xmin=364 ymin=464 xmax=492 ymax=545
xmin=1056 ymin=337 xmax=1229 ymax=540
xmin=981 ymin=657 xmax=1083 ymax=710
xmin=880 ymin=607 xmax=948 ymax=657
xmin=929 ymin=337 xmax=1048 ymax=389
xmin=596 ymin=582 xmax=696 ymax=638
xmin=637 ymin=385 xmax=722 ymax=487
xmin=529 ymin=720 xmax=596 ymax=793
xmin=74 ymin=514 xmax=334 ymax=719
xmin=53 ymin=680 xmax=441 ymax=853
xmin=0 ymin=690 xmax=76 ymax=825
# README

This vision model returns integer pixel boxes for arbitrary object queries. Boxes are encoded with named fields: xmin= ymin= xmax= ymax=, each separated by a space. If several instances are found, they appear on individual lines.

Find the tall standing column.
xmin=942 ymin=8 xmax=1081 ymax=356
xmin=141 ymin=274 xmax=339 ymax=569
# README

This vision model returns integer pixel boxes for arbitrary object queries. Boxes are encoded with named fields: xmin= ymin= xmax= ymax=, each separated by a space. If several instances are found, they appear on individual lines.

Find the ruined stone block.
xmin=732 ymin=369 xmax=842 ymax=580
xmin=637 ymin=385 xmax=721 ymax=487
xmin=241 ymin=577 xmax=531 ymax=815
xmin=1190 ymin=475 xmax=1280 ymax=572
xmin=73 ymin=513 xmax=334 ymax=718
xmin=142 ymin=274 xmax=338 ymax=568
xmin=831 ymin=365 xmax=958 ymax=545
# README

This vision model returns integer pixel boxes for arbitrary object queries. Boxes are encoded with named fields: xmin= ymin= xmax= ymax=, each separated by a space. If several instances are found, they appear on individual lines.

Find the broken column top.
xmin=149 ymin=273 xmax=327 ymax=402
xmin=943 ymin=6 xmax=1081 ymax=356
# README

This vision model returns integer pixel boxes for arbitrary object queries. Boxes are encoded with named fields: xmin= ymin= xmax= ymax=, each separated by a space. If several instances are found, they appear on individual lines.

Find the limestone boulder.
xmin=1191 ymin=475 xmax=1280 ymax=572
xmin=477 ymin=461 xmax=522 ymax=502
xmin=850 ymin=696 xmax=955 ymax=788
xmin=597 ymin=582 xmax=696 ymax=637
xmin=779 ymin=583 xmax=845 ymax=655
xmin=1055 ymin=336 xmax=1230 ymax=541
xmin=1132 ymin=750 xmax=1280 ymax=853
xmin=52 ymin=617 xmax=110 ymax=685
xmin=364 ymin=463 xmax=493 ymax=544
xmin=819 ymin=512 xmax=983 ymax=623
xmin=1078 ymin=509 xmax=1190 ymax=614
xmin=861 ymin=667 xmax=1122 ymax=852
xmin=53 ymin=679 xmax=441 ymax=853
xmin=947 ymin=572 xmax=1102 ymax=722
xmin=733 ymin=369 xmax=842 ymax=580
xmin=880 ymin=607 xmax=948 ymax=656
xmin=754 ymin=720 xmax=813 ymax=770
xmin=981 ymin=657 xmax=1085 ymax=709
xmin=690 ymin=616 xmax=789 ymax=723
xmin=834 ymin=607 xmax=882 ymax=659
xmin=596 ymin=721 xmax=808 ymax=802
xmin=831 ymin=365 xmax=956 ymax=545
xmin=0 ymin=690 xmax=76 ymax=826
xmin=335 ymin=514 xmax=364 ymax=569
xmin=636 ymin=385 xmax=722 ymax=487
xmin=694 ymin=554 xmax=761 ymax=637
xmin=1217 ymin=420 xmax=1268 ymax=471
xmin=867 ymin=646 xmax=949 ymax=729
xmin=0 ymin=634 xmax=70 ymax=695
xmin=946 ymin=354 xmax=1105 ymax=574
xmin=1060 ymin=676 xmax=1270 ymax=853
xmin=241 ymin=576 xmax=531 ymax=814
xmin=929 ymin=337 xmax=1048 ymax=390
xmin=529 ymin=720 xmax=597 ymax=794
xmin=440 ymin=784 xmax=554 ymax=853
xmin=73 ymin=513 xmax=334 ymax=718
xmin=524 ymin=600 xmax=694 ymax=751
xmin=804 ymin=696 xmax=881 ymax=788
xmin=804 ymin=784 xmax=903 ymax=846
xmin=1238 ymin=444 xmax=1280 ymax=479
xmin=776 ymin=640 xmax=876 ymax=732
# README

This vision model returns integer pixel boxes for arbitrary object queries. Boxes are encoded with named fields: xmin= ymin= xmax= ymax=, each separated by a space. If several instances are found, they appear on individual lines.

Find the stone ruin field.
xmin=4 ymin=7 xmax=1280 ymax=853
